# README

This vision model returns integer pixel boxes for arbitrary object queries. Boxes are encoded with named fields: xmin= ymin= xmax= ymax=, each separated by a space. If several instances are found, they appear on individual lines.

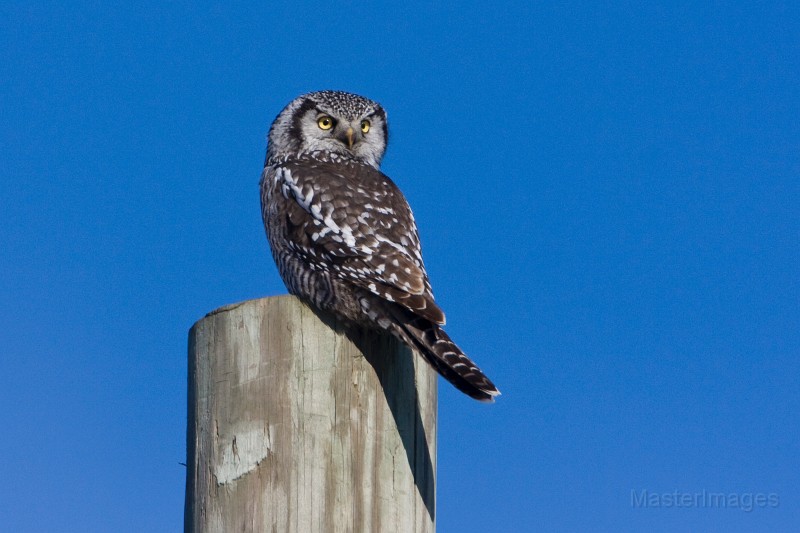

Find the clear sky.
xmin=2 ymin=2 xmax=798 ymax=532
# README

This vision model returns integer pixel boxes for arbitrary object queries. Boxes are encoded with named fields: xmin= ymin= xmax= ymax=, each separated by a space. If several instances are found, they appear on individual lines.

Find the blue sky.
xmin=2 ymin=1 xmax=798 ymax=531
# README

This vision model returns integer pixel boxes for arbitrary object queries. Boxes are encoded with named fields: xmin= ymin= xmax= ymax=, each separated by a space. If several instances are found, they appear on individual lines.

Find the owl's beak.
xmin=345 ymin=127 xmax=355 ymax=149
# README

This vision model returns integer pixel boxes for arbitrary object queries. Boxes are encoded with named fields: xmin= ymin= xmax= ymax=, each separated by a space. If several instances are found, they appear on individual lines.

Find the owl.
xmin=260 ymin=90 xmax=499 ymax=402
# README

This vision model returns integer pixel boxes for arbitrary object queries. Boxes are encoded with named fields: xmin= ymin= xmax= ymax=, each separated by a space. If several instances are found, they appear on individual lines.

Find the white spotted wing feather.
xmin=269 ymin=156 xmax=445 ymax=325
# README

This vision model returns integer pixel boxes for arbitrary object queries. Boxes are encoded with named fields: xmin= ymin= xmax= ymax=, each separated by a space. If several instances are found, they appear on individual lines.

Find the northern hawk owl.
xmin=260 ymin=90 xmax=500 ymax=402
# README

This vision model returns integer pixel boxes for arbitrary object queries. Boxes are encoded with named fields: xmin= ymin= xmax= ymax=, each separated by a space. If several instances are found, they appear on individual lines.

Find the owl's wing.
xmin=274 ymin=159 xmax=445 ymax=325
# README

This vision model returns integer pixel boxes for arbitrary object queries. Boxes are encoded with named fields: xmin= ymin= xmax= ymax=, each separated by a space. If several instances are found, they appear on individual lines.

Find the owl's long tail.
xmin=388 ymin=308 xmax=501 ymax=402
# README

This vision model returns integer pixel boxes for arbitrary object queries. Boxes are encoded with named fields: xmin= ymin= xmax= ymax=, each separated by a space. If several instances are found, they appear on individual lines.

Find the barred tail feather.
xmin=388 ymin=308 xmax=500 ymax=402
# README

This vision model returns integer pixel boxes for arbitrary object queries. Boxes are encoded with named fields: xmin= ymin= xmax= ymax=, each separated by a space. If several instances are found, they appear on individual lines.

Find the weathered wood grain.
xmin=185 ymin=295 xmax=437 ymax=532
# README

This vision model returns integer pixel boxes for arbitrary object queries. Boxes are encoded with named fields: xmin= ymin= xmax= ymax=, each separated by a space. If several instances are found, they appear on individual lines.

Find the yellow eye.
xmin=317 ymin=116 xmax=334 ymax=130
xmin=361 ymin=120 xmax=371 ymax=133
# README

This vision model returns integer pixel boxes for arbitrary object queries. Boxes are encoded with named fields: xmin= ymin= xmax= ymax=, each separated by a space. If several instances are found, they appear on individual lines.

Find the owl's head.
xmin=266 ymin=91 xmax=388 ymax=169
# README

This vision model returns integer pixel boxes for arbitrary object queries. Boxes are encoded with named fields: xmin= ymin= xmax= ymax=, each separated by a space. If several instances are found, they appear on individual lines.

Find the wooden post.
xmin=185 ymin=295 xmax=437 ymax=532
